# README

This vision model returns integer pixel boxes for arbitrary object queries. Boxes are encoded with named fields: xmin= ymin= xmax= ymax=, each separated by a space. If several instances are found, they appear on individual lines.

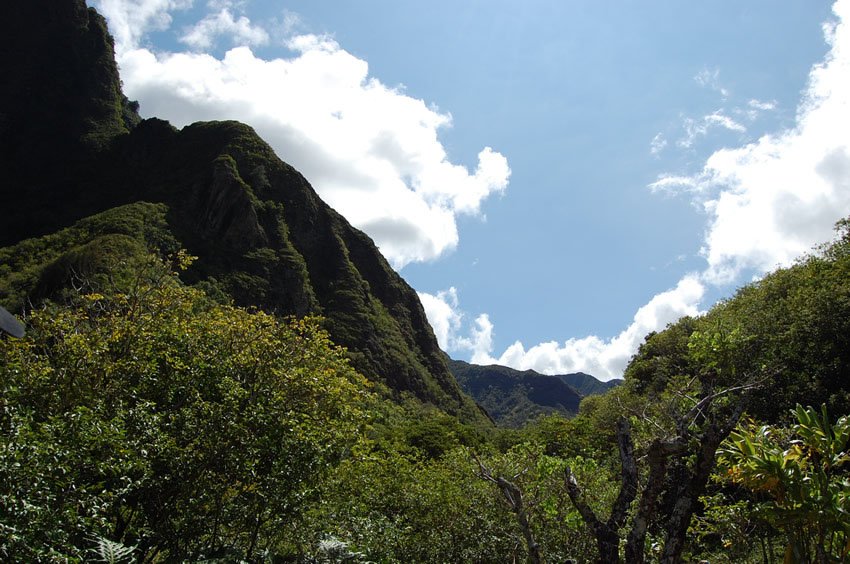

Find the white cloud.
xmin=650 ymin=132 xmax=668 ymax=156
xmin=436 ymin=0 xmax=850 ymax=381
xmin=180 ymin=8 xmax=269 ymax=50
xmin=694 ymin=67 xmax=730 ymax=98
xmin=276 ymin=10 xmax=303 ymax=37
xmin=97 ymin=3 xmax=510 ymax=269
xmin=494 ymin=276 xmax=704 ymax=380
xmin=704 ymin=112 xmax=747 ymax=133
xmin=678 ymin=111 xmax=746 ymax=148
xmin=417 ymin=288 xmax=462 ymax=351
xmin=417 ymin=290 xmax=496 ymax=366
xmin=456 ymin=314 xmax=496 ymax=365
xmin=648 ymin=174 xmax=703 ymax=195
xmin=428 ymin=277 xmax=705 ymax=381
xmin=206 ymin=0 xmax=245 ymax=9
xmin=748 ymin=98 xmax=777 ymax=112
xmin=95 ymin=0 xmax=193 ymax=52
xmin=736 ymin=98 xmax=779 ymax=121
xmin=670 ymin=0 xmax=850 ymax=284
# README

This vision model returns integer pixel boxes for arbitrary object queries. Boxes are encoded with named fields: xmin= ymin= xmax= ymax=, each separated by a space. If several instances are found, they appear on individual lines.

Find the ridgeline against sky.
xmin=88 ymin=0 xmax=850 ymax=380
xmin=0 ymin=0 xmax=485 ymax=423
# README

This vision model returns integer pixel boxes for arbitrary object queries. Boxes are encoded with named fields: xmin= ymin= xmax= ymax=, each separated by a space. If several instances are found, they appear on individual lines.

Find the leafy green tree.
xmin=0 ymin=254 xmax=372 ymax=561
xmin=717 ymin=405 xmax=850 ymax=563
xmin=688 ymin=492 xmax=783 ymax=563
xmin=563 ymin=324 xmax=762 ymax=563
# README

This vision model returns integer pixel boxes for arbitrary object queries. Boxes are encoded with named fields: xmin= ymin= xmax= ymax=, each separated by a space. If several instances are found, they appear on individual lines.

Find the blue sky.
xmin=95 ymin=0 xmax=850 ymax=379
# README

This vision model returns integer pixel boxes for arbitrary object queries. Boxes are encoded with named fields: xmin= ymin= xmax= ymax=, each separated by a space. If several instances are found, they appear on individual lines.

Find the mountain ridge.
xmin=0 ymin=0 xmax=484 ymax=423
xmin=448 ymin=358 xmax=620 ymax=427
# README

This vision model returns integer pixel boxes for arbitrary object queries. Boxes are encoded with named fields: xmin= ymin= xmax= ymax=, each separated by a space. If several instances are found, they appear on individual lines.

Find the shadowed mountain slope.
xmin=0 ymin=0 xmax=484 ymax=423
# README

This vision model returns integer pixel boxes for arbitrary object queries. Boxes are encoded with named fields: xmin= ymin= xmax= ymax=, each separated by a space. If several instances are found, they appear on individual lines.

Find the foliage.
xmin=90 ymin=536 xmax=137 ymax=564
xmin=0 ymin=203 xmax=177 ymax=313
xmin=6 ymin=3 xmax=850 ymax=561
xmin=688 ymin=493 xmax=784 ymax=563
xmin=717 ymin=405 xmax=850 ymax=563
xmin=0 ymin=254 xmax=372 ymax=561
xmin=307 ymin=440 xmax=609 ymax=563
xmin=626 ymin=220 xmax=850 ymax=424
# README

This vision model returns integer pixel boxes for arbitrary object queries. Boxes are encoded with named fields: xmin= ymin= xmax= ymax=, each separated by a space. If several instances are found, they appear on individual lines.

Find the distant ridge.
xmin=448 ymin=359 xmax=620 ymax=427
xmin=555 ymin=371 xmax=621 ymax=397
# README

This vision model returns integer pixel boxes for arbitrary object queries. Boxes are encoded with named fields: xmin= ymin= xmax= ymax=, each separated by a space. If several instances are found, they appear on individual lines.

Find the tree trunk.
xmin=660 ymin=403 xmax=746 ymax=563
xmin=496 ymin=476 xmax=545 ymax=564
xmin=565 ymin=418 xmax=638 ymax=564
xmin=625 ymin=440 xmax=682 ymax=563
xmin=564 ymin=467 xmax=621 ymax=563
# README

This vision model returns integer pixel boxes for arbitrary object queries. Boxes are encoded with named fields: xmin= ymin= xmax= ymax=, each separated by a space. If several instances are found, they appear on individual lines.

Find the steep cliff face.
xmin=0 ymin=0 xmax=483 ymax=423
xmin=0 ymin=0 xmax=134 ymax=245
xmin=0 ymin=0 xmax=128 ymax=150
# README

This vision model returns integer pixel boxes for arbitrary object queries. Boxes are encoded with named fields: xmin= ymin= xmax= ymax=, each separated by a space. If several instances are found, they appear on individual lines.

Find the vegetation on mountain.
xmin=449 ymin=359 xmax=620 ymax=427
xmin=0 ymin=254 xmax=372 ymax=561
xmin=0 ymin=0 xmax=481 ymax=423
xmin=449 ymin=359 xmax=584 ymax=426
xmin=556 ymin=371 xmax=621 ymax=397
xmin=2 ymin=0 xmax=850 ymax=561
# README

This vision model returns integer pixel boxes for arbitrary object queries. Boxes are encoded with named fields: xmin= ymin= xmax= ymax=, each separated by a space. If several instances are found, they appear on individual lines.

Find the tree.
xmin=474 ymin=451 xmax=545 ymax=564
xmin=565 ymin=327 xmax=762 ymax=563
xmin=0 ymin=253 xmax=372 ymax=561
xmin=717 ymin=405 xmax=850 ymax=563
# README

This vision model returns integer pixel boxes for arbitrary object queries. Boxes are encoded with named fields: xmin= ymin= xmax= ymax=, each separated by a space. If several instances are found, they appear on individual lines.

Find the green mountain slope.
xmin=450 ymin=359 xmax=612 ymax=427
xmin=555 ymin=372 xmax=621 ymax=397
xmin=0 ymin=0 xmax=483 ymax=423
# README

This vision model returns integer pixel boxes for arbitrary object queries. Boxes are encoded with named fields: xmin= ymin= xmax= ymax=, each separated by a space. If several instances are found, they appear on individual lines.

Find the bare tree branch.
xmin=473 ymin=452 xmax=545 ymax=564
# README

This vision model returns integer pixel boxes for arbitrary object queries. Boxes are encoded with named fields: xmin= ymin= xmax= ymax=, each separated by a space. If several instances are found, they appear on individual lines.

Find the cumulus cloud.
xmin=436 ymin=0 xmax=850 ymax=380
xmin=417 ymin=289 xmax=496 ymax=366
xmin=417 ymin=288 xmax=463 ymax=351
xmin=426 ymin=276 xmax=705 ymax=381
xmin=180 ymin=8 xmax=269 ymax=50
xmin=95 ymin=1 xmax=510 ymax=269
xmin=456 ymin=315 xmax=497 ymax=365
xmin=96 ymin=0 xmax=193 ymax=52
xmin=662 ymin=0 xmax=850 ymax=284
xmin=496 ymin=277 xmax=704 ymax=380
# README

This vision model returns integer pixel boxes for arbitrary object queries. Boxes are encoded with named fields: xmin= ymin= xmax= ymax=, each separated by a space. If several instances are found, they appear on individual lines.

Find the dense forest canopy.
xmin=2 ymin=220 xmax=849 ymax=562
xmin=2 ymin=1 xmax=850 ymax=562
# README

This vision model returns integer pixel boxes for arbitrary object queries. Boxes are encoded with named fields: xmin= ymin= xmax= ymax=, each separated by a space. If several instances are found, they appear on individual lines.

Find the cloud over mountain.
xmin=423 ymin=276 xmax=704 ymax=381
xmin=180 ymin=6 xmax=269 ymax=49
xmin=95 ymin=0 xmax=510 ymax=269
